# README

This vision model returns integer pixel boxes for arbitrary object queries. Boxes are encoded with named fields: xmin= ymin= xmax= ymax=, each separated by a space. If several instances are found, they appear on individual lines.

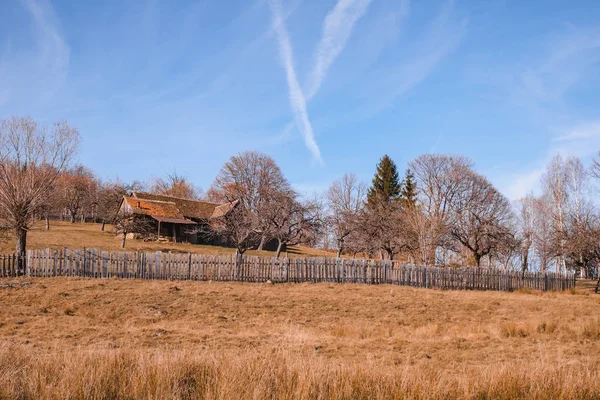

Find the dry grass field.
xmin=0 ymin=220 xmax=332 ymax=257
xmin=1 ymin=277 xmax=599 ymax=399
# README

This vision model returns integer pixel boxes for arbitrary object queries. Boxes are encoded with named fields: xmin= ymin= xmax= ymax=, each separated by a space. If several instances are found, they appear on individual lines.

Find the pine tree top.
xmin=367 ymin=155 xmax=401 ymax=207
xmin=400 ymin=168 xmax=417 ymax=208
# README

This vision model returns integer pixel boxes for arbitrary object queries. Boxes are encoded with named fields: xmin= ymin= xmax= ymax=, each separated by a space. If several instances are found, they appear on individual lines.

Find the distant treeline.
xmin=1 ymin=116 xmax=600 ymax=280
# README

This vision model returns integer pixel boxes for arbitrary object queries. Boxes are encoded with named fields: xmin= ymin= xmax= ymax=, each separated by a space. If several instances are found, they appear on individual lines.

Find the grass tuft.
xmin=500 ymin=322 xmax=530 ymax=338
xmin=582 ymin=319 xmax=600 ymax=340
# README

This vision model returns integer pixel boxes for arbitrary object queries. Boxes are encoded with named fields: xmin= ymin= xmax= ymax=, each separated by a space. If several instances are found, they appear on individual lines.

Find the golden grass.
xmin=1 ymin=278 xmax=600 ymax=399
xmin=0 ymin=220 xmax=332 ymax=257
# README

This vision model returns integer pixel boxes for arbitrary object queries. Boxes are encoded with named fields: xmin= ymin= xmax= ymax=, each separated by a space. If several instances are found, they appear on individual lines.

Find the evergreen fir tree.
xmin=400 ymin=168 xmax=417 ymax=208
xmin=367 ymin=155 xmax=401 ymax=207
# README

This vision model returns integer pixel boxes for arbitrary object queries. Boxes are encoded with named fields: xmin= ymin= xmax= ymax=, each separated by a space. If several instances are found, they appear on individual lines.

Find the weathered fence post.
xmin=1 ymin=249 xmax=578 ymax=291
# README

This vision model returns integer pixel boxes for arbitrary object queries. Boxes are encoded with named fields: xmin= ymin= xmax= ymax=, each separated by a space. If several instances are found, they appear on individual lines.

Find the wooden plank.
xmin=0 ymin=248 xmax=577 ymax=291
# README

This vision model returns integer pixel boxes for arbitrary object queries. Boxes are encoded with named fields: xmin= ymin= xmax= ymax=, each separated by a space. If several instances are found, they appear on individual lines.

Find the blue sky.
xmin=1 ymin=0 xmax=600 ymax=199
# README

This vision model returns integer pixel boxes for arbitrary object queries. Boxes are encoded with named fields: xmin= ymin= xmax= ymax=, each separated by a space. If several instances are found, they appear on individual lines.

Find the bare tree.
xmin=490 ymin=229 xmax=520 ymax=270
xmin=515 ymin=196 xmax=536 ymax=271
xmin=207 ymin=202 xmax=256 ymax=254
xmin=541 ymin=155 xmax=569 ymax=271
xmin=97 ymin=181 xmax=129 ymax=231
xmin=266 ymin=191 xmax=323 ymax=257
xmin=409 ymin=154 xmax=473 ymax=220
xmin=326 ymin=173 xmax=366 ymax=258
xmin=356 ymin=202 xmax=413 ymax=260
xmin=591 ymin=151 xmax=600 ymax=180
xmin=564 ymin=156 xmax=591 ymax=273
xmin=150 ymin=171 xmax=202 ymax=200
xmin=533 ymin=196 xmax=553 ymax=272
xmin=566 ymin=157 xmax=586 ymax=222
xmin=56 ymin=165 xmax=97 ymax=223
xmin=38 ymin=176 xmax=59 ymax=230
xmin=446 ymin=170 xmax=514 ymax=267
xmin=0 ymin=116 xmax=79 ymax=271
xmin=128 ymin=179 xmax=146 ymax=193
xmin=563 ymin=202 xmax=600 ymax=278
xmin=114 ymin=211 xmax=155 ymax=248
xmin=207 ymin=151 xmax=292 ymax=250
xmin=403 ymin=203 xmax=436 ymax=265
xmin=409 ymin=154 xmax=473 ymax=263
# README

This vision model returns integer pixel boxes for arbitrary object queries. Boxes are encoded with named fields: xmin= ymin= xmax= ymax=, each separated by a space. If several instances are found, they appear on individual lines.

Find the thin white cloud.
xmin=21 ymin=0 xmax=69 ymax=74
xmin=134 ymin=0 xmax=304 ymax=106
xmin=0 ymin=0 xmax=69 ymax=107
xmin=493 ymin=28 xmax=600 ymax=200
xmin=500 ymin=121 xmax=600 ymax=200
xmin=276 ymin=0 xmax=409 ymax=151
xmin=554 ymin=121 xmax=600 ymax=142
xmin=294 ymin=0 xmax=463 ymax=125
xmin=306 ymin=0 xmax=375 ymax=100
xmin=551 ymin=121 xmax=600 ymax=158
xmin=508 ymin=27 xmax=600 ymax=126
xmin=504 ymin=168 xmax=545 ymax=201
xmin=358 ymin=1 xmax=466 ymax=117
xmin=268 ymin=0 xmax=323 ymax=164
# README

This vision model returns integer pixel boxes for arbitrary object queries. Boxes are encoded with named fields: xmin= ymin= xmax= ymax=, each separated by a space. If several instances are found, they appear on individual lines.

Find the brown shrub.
xmin=536 ymin=321 xmax=558 ymax=335
xmin=500 ymin=322 xmax=530 ymax=338
xmin=582 ymin=319 xmax=600 ymax=340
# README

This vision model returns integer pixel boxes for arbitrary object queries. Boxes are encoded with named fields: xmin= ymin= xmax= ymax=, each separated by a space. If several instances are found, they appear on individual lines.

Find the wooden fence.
xmin=0 ymin=248 xmax=576 ymax=292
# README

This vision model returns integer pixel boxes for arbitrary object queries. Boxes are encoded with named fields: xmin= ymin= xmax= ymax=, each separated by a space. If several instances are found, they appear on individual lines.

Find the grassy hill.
xmin=0 ymin=278 xmax=599 ymax=398
xmin=0 ymin=220 xmax=334 ymax=258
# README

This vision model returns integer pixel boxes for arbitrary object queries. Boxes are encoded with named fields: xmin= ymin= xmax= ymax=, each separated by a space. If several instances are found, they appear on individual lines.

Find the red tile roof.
xmin=123 ymin=197 xmax=184 ymax=219
xmin=210 ymin=199 xmax=239 ymax=218
xmin=130 ymin=192 xmax=236 ymax=220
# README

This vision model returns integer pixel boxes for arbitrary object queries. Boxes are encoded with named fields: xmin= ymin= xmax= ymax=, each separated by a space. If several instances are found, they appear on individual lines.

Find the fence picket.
xmin=0 ymin=247 xmax=577 ymax=292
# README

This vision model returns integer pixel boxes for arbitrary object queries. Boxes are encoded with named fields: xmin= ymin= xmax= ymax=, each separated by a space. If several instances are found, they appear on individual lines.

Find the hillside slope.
xmin=0 ymin=221 xmax=333 ymax=257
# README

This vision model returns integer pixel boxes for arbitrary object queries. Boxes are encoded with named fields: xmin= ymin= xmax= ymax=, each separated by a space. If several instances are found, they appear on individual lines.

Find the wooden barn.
xmin=117 ymin=191 xmax=237 ymax=244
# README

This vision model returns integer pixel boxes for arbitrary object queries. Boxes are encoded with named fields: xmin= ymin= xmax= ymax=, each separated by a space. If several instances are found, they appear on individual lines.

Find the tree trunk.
xmin=101 ymin=219 xmax=106 ymax=231
xmin=336 ymin=239 xmax=344 ymax=258
xmin=275 ymin=239 xmax=284 ymax=258
xmin=15 ymin=227 xmax=27 ymax=275
xmin=475 ymin=254 xmax=482 ymax=268
xmin=235 ymin=252 xmax=243 ymax=269
xmin=257 ymin=235 xmax=267 ymax=251
xmin=121 ymin=232 xmax=127 ymax=248
xmin=429 ymin=246 xmax=437 ymax=266
xmin=70 ymin=213 xmax=75 ymax=223
xmin=540 ymin=257 xmax=547 ymax=273
xmin=45 ymin=215 xmax=50 ymax=230
xmin=385 ymin=248 xmax=393 ymax=261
